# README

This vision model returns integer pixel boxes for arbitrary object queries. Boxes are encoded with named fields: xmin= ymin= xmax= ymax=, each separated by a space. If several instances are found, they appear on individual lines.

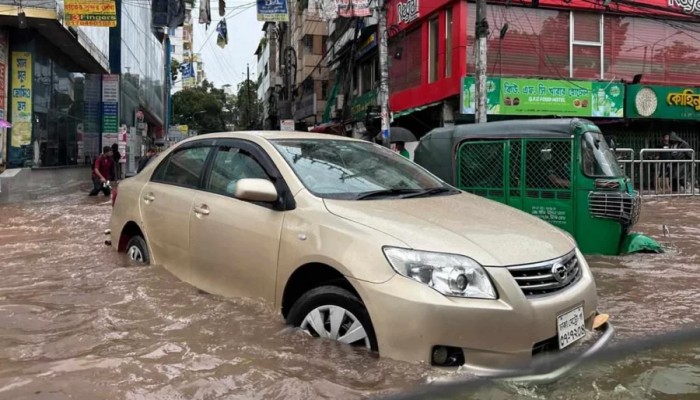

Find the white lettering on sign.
xmin=396 ymin=0 xmax=419 ymax=24
xmin=531 ymin=206 xmax=567 ymax=226
xmin=668 ymin=0 xmax=700 ymax=15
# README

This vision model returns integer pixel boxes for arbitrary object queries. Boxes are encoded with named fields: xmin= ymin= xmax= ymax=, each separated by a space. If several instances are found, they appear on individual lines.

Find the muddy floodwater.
xmin=1 ymin=191 xmax=699 ymax=399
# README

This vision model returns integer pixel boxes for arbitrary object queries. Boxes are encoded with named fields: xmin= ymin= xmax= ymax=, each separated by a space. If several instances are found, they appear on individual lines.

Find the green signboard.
xmin=351 ymin=90 xmax=377 ymax=120
xmin=626 ymin=84 xmax=700 ymax=120
xmin=461 ymin=76 xmax=624 ymax=118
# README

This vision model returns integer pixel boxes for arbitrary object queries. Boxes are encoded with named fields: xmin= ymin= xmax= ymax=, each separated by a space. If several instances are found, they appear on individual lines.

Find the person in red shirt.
xmin=89 ymin=146 xmax=114 ymax=196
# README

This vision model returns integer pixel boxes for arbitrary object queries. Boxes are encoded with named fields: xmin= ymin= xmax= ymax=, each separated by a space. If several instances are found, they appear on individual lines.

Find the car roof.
xmin=422 ymin=118 xmax=598 ymax=142
xmin=180 ymin=131 xmax=360 ymax=143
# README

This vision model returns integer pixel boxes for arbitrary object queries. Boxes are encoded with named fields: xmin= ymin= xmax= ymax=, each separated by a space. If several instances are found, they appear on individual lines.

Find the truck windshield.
xmin=582 ymin=131 xmax=624 ymax=178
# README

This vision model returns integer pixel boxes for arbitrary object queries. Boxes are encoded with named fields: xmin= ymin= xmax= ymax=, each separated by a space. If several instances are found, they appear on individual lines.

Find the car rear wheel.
xmin=126 ymin=235 xmax=149 ymax=264
xmin=287 ymin=285 xmax=378 ymax=351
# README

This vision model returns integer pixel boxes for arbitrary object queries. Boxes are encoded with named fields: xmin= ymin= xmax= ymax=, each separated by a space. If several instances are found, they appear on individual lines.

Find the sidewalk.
xmin=0 ymin=166 xmax=91 ymax=204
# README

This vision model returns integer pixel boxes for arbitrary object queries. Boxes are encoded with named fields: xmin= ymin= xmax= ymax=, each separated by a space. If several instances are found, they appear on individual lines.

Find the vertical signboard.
xmin=101 ymin=74 xmax=119 ymax=148
xmin=82 ymin=74 xmax=102 ymax=163
xmin=11 ymin=52 xmax=32 ymax=148
xmin=0 ymin=32 xmax=8 ymax=164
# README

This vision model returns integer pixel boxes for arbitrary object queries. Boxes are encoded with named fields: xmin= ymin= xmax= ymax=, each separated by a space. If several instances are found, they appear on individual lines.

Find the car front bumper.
xmin=349 ymin=257 xmax=612 ymax=379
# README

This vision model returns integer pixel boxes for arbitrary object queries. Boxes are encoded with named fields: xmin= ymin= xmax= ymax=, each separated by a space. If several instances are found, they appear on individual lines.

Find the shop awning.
xmin=0 ymin=8 xmax=110 ymax=73
xmin=392 ymin=101 xmax=443 ymax=119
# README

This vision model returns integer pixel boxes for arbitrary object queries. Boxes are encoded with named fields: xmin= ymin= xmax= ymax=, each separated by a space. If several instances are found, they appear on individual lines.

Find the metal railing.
xmin=634 ymin=149 xmax=696 ymax=197
xmin=615 ymin=148 xmax=635 ymax=184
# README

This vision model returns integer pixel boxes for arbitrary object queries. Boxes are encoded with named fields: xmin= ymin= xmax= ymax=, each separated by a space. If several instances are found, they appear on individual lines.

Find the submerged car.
xmin=110 ymin=131 xmax=613 ymax=378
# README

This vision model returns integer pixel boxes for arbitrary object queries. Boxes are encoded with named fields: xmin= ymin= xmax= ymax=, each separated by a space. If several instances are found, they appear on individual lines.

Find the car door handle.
xmin=143 ymin=193 xmax=155 ymax=202
xmin=193 ymin=204 xmax=210 ymax=216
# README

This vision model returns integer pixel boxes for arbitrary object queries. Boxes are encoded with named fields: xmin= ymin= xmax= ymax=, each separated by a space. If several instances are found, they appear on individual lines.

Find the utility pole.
xmin=475 ymin=0 xmax=488 ymax=123
xmin=378 ymin=0 xmax=391 ymax=147
xmin=246 ymin=63 xmax=251 ymax=129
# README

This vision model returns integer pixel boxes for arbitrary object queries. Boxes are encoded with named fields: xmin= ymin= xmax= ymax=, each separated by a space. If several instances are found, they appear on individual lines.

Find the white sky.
xmin=192 ymin=0 xmax=264 ymax=89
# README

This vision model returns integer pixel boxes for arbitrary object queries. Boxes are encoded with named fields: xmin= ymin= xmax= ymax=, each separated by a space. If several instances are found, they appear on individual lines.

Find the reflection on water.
xmin=0 ymin=193 xmax=699 ymax=399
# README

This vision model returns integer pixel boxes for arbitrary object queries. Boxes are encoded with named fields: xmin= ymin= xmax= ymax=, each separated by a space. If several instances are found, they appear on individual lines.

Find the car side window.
xmin=152 ymin=146 xmax=212 ymax=188
xmin=207 ymin=146 xmax=270 ymax=197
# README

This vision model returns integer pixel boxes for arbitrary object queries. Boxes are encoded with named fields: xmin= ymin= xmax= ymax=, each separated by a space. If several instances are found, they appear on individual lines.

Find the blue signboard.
xmin=257 ymin=0 xmax=289 ymax=21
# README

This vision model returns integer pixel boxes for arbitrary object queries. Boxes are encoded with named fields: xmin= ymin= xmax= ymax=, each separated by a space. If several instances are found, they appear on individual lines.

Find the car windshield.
xmin=582 ymin=131 xmax=624 ymax=178
xmin=271 ymin=139 xmax=455 ymax=200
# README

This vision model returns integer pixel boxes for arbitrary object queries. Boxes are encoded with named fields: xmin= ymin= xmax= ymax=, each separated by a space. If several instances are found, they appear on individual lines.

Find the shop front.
xmin=614 ymin=84 xmax=700 ymax=153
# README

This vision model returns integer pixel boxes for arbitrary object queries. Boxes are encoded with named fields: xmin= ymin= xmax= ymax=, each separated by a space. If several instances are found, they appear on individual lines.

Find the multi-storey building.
xmin=256 ymin=22 xmax=283 ymax=130
xmin=382 ymin=0 xmax=700 ymax=148
xmin=0 ymin=0 xmax=110 ymax=168
xmin=289 ymin=0 xmax=331 ymax=127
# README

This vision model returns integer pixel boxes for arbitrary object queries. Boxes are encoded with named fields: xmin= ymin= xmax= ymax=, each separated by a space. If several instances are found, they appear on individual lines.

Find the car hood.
xmin=323 ymin=192 xmax=576 ymax=267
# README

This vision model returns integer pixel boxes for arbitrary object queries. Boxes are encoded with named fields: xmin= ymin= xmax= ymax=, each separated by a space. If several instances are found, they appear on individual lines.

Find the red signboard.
xmin=387 ymin=0 xmax=699 ymax=34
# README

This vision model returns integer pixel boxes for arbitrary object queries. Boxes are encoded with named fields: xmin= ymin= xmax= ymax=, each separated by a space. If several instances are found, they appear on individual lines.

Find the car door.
xmin=139 ymin=142 xmax=214 ymax=283
xmin=188 ymin=140 xmax=288 ymax=302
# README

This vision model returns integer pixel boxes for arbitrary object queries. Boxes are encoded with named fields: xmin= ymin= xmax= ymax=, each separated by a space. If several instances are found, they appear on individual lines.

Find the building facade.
xmin=378 ymin=0 xmax=700 ymax=145
xmin=109 ymin=0 xmax=167 ymax=175
xmin=255 ymin=22 xmax=282 ymax=130
xmin=289 ymin=0 xmax=331 ymax=127
xmin=0 ymin=0 xmax=111 ymax=169
xmin=170 ymin=4 xmax=201 ymax=93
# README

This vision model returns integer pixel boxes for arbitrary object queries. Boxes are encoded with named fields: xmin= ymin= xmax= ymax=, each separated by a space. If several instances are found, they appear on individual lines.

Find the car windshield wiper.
xmin=401 ymin=187 xmax=458 ymax=199
xmin=354 ymin=188 xmax=422 ymax=200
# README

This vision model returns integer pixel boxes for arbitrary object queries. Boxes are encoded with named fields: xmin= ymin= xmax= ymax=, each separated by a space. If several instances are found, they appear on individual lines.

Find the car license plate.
xmin=557 ymin=305 xmax=586 ymax=349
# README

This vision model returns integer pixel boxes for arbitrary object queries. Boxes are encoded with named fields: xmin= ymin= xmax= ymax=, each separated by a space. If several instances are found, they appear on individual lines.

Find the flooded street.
xmin=1 ymin=192 xmax=699 ymax=399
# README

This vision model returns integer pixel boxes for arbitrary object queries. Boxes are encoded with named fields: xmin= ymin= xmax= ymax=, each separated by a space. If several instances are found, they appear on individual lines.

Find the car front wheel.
xmin=287 ymin=285 xmax=378 ymax=351
xmin=126 ymin=235 xmax=150 ymax=264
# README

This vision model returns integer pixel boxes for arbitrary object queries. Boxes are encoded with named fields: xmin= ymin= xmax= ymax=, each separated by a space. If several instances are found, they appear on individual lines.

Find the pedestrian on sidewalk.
xmin=111 ymin=143 xmax=122 ymax=181
xmin=137 ymin=147 xmax=157 ymax=173
xmin=89 ymin=146 xmax=114 ymax=197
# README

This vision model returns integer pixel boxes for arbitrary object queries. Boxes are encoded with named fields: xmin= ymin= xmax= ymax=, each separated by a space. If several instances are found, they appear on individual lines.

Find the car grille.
xmin=588 ymin=191 xmax=641 ymax=228
xmin=505 ymin=251 xmax=582 ymax=297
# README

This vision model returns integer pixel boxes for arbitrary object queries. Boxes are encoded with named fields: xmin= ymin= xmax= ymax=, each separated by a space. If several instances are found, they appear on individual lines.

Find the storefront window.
xmin=429 ymin=17 xmax=439 ymax=83
xmin=32 ymin=47 xmax=86 ymax=167
xmin=571 ymin=12 xmax=603 ymax=79
xmin=445 ymin=8 xmax=453 ymax=78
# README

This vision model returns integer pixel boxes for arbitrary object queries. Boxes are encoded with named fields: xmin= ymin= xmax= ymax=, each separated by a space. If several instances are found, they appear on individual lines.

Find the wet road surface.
xmin=0 ymin=192 xmax=699 ymax=399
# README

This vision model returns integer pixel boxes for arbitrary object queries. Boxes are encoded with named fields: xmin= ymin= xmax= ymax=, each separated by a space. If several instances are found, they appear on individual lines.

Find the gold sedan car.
xmin=110 ymin=131 xmax=613 ymax=379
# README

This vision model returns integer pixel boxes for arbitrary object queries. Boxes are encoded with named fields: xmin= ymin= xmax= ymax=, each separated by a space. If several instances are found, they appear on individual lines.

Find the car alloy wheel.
xmin=300 ymin=305 xmax=371 ymax=349
xmin=127 ymin=245 xmax=144 ymax=262
xmin=287 ymin=285 xmax=378 ymax=351
xmin=125 ymin=235 xmax=149 ymax=264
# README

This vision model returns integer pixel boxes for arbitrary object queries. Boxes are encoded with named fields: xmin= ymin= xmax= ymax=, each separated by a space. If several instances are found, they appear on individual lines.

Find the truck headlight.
xmin=383 ymin=247 xmax=497 ymax=299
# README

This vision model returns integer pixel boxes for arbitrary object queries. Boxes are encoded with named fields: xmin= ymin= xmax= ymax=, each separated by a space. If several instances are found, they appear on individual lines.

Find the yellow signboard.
xmin=11 ymin=52 xmax=32 ymax=148
xmin=64 ymin=0 xmax=117 ymax=27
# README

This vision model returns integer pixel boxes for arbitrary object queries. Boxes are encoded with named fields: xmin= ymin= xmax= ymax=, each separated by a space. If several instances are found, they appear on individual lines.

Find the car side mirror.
xmin=234 ymin=178 xmax=278 ymax=202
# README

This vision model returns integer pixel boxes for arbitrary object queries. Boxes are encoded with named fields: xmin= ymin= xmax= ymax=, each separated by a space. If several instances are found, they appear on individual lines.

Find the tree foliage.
xmin=171 ymin=80 xmax=229 ymax=134
xmin=171 ymin=79 xmax=262 ymax=134
xmin=234 ymin=79 xmax=262 ymax=130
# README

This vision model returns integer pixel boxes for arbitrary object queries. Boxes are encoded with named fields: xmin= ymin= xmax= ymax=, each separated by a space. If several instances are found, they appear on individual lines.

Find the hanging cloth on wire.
xmin=199 ymin=0 xmax=211 ymax=28
xmin=219 ymin=0 xmax=226 ymax=17
xmin=216 ymin=19 xmax=228 ymax=48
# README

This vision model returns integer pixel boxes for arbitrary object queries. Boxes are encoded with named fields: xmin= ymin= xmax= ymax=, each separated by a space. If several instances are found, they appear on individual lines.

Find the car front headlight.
xmin=383 ymin=247 xmax=497 ymax=299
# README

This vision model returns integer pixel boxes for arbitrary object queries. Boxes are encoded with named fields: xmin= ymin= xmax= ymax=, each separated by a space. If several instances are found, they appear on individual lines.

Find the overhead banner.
xmin=461 ymin=76 xmax=625 ymax=118
xmin=626 ymin=84 xmax=700 ymax=120
xmin=64 ymin=0 xmax=117 ymax=27
xmin=337 ymin=0 xmax=372 ymax=17
xmin=10 ymin=52 xmax=32 ymax=148
xmin=256 ymin=0 xmax=289 ymax=21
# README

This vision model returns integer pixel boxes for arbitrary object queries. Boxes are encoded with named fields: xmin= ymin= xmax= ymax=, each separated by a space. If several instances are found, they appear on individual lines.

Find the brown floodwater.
xmin=1 ymin=192 xmax=699 ymax=399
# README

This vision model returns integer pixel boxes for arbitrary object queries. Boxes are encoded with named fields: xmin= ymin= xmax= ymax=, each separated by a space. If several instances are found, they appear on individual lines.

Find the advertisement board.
xmin=626 ymin=84 xmax=700 ymax=120
xmin=461 ymin=76 xmax=625 ymax=118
